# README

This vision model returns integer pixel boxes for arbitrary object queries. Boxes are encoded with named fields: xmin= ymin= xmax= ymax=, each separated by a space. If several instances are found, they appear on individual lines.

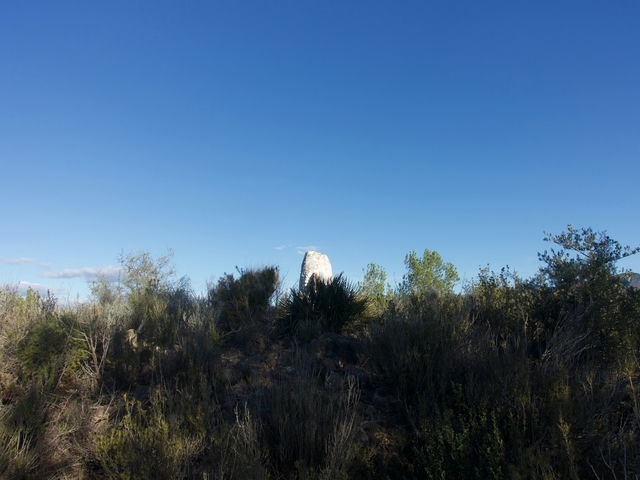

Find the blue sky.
xmin=1 ymin=1 xmax=639 ymax=301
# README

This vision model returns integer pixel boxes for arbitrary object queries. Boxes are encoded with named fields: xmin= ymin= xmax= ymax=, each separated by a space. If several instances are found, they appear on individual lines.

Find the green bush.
xmin=415 ymin=406 xmax=507 ymax=480
xmin=1 ymin=287 xmax=54 ymax=374
xmin=18 ymin=318 xmax=67 ymax=378
xmin=95 ymin=389 xmax=203 ymax=480
xmin=17 ymin=316 xmax=86 ymax=391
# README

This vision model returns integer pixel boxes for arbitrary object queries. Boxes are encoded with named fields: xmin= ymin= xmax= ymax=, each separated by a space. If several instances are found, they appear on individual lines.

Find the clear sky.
xmin=1 ymin=1 xmax=639 ymax=301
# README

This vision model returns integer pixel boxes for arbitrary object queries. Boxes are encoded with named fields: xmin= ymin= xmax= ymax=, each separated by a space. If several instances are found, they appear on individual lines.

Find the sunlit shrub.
xmin=1 ymin=287 xmax=51 ymax=371
xmin=95 ymin=388 xmax=203 ymax=480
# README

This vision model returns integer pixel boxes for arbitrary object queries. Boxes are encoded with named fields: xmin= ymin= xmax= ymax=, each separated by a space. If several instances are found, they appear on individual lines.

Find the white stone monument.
xmin=299 ymin=251 xmax=333 ymax=291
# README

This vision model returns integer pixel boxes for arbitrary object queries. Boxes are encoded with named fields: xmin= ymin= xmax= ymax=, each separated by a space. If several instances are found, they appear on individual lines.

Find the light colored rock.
xmin=299 ymin=251 xmax=333 ymax=291
xmin=126 ymin=328 xmax=138 ymax=350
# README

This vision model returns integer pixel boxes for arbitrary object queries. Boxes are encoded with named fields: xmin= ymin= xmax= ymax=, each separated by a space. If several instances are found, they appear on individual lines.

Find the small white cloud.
xmin=274 ymin=245 xmax=321 ymax=255
xmin=0 ymin=257 xmax=36 ymax=265
xmin=296 ymin=245 xmax=319 ymax=255
xmin=42 ymin=266 xmax=123 ymax=281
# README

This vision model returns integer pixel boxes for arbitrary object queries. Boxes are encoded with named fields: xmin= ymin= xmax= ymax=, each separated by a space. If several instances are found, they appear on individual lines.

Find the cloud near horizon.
xmin=41 ymin=266 xmax=123 ymax=281
xmin=296 ymin=245 xmax=320 ymax=255
xmin=0 ymin=256 xmax=36 ymax=265
xmin=273 ymin=245 xmax=321 ymax=255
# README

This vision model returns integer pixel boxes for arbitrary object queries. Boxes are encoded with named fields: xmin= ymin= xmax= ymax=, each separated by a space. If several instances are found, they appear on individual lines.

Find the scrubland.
xmin=1 ymin=227 xmax=639 ymax=479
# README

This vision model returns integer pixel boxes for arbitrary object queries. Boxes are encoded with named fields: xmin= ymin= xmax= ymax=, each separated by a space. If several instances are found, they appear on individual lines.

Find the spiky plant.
xmin=278 ymin=274 xmax=366 ymax=341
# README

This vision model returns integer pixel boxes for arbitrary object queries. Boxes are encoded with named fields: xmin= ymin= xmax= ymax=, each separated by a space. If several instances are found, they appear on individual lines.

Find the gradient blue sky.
xmin=2 ymin=1 xmax=639 ymax=301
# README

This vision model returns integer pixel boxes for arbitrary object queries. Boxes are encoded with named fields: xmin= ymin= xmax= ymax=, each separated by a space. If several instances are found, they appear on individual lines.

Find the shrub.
xmin=279 ymin=274 xmax=366 ymax=341
xmin=0 ymin=383 xmax=47 ymax=479
xmin=537 ymin=225 xmax=640 ymax=368
xmin=261 ymin=349 xmax=361 ymax=478
xmin=17 ymin=315 xmax=86 ymax=392
xmin=210 ymin=266 xmax=279 ymax=333
xmin=357 ymin=263 xmax=392 ymax=317
xmin=212 ymin=403 xmax=267 ymax=480
xmin=414 ymin=406 xmax=507 ymax=480
xmin=1 ymin=287 xmax=51 ymax=373
xmin=18 ymin=318 xmax=67 ymax=379
xmin=94 ymin=388 xmax=203 ymax=480
xmin=73 ymin=300 xmax=131 ymax=389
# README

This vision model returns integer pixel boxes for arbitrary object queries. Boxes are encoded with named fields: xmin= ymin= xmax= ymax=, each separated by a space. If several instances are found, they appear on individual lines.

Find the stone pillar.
xmin=299 ymin=251 xmax=333 ymax=291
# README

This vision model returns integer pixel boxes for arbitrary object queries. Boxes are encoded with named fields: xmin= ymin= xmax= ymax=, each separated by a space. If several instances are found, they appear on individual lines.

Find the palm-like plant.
xmin=279 ymin=273 xmax=366 ymax=341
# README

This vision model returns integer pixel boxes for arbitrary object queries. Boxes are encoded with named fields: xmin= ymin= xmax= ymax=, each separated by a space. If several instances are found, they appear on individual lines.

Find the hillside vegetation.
xmin=1 ymin=226 xmax=639 ymax=479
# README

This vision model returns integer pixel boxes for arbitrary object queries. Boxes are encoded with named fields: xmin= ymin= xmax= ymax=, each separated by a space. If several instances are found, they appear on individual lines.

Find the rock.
xmin=125 ymin=328 xmax=138 ymax=350
xmin=299 ymin=251 xmax=333 ymax=291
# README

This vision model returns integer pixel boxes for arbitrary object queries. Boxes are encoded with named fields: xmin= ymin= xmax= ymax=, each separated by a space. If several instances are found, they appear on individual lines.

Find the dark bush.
xmin=210 ymin=266 xmax=279 ymax=333
xmin=278 ymin=273 xmax=366 ymax=341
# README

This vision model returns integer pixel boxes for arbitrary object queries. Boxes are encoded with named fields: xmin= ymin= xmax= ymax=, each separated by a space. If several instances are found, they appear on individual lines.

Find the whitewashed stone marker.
xmin=299 ymin=251 xmax=333 ymax=291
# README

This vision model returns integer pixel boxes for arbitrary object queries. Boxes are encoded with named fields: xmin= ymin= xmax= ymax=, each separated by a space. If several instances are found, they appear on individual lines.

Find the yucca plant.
xmin=278 ymin=274 xmax=366 ymax=341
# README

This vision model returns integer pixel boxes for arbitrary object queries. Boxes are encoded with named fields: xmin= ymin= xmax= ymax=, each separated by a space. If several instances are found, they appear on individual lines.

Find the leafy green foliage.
xmin=16 ymin=314 xmax=86 ymax=392
xmin=1 ymin=287 xmax=49 ymax=351
xmin=539 ymin=225 xmax=639 ymax=286
xmin=357 ymin=263 xmax=392 ymax=316
xmin=400 ymin=249 xmax=459 ymax=297
xmin=119 ymin=250 xmax=175 ymax=296
xmin=415 ymin=407 xmax=507 ymax=480
xmin=108 ymin=253 xmax=205 ymax=356
xmin=468 ymin=267 xmax=535 ymax=351
xmin=538 ymin=225 xmax=640 ymax=367
xmin=90 ymin=272 xmax=125 ymax=306
xmin=18 ymin=318 xmax=68 ymax=378
xmin=129 ymin=289 xmax=173 ymax=347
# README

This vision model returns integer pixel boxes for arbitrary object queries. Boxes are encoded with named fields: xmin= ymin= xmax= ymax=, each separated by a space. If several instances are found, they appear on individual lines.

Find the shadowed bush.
xmin=261 ymin=349 xmax=361 ymax=479
xmin=278 ymin=273 xmax=366 ymax=341
xmin=210 ymin=266 xmax=279 ymax=333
